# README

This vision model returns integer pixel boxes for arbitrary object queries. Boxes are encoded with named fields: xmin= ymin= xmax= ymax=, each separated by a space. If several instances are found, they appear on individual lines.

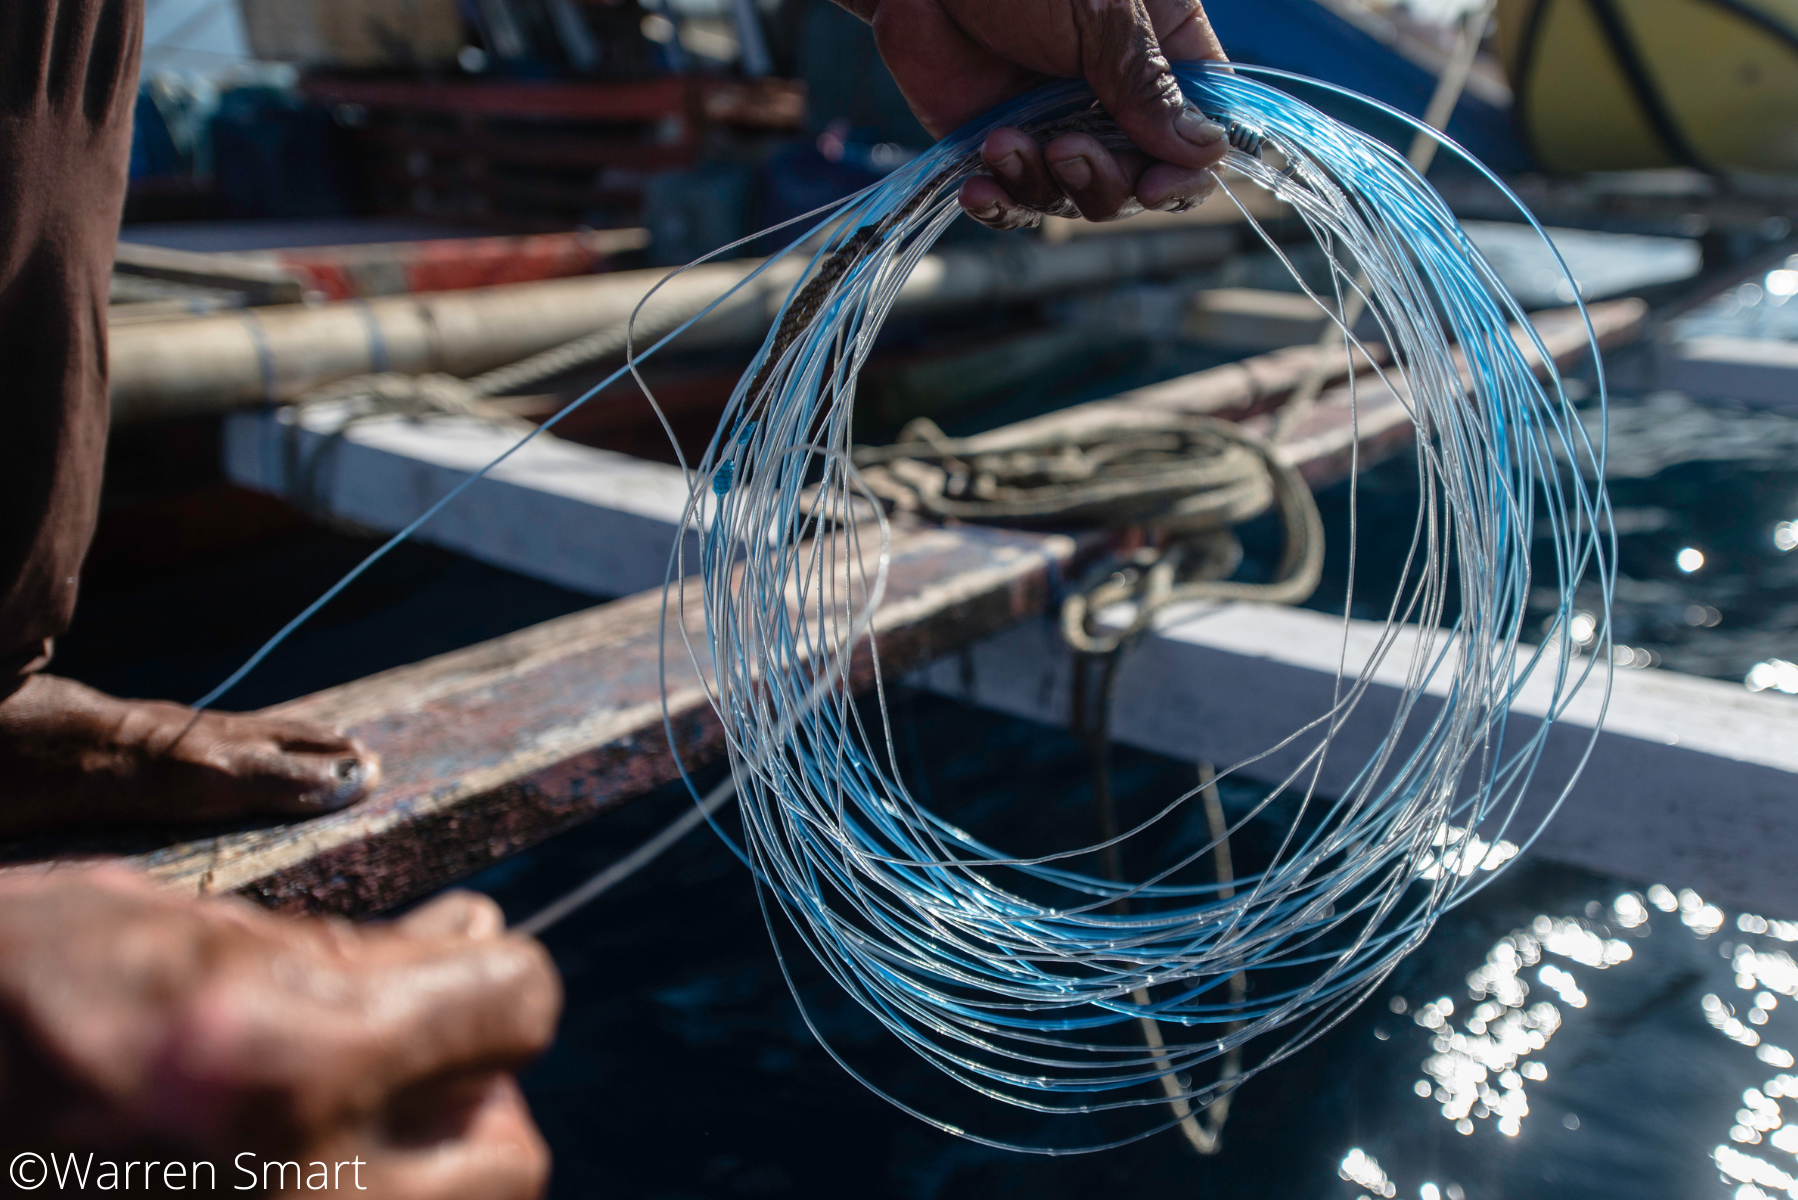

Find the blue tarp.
xmin=1206 ymin=0 xmax=1528 ymax=172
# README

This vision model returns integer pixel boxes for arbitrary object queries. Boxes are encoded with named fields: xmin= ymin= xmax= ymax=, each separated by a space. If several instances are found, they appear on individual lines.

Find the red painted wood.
xmin=274 ymin=232 xmax=636 ymax=301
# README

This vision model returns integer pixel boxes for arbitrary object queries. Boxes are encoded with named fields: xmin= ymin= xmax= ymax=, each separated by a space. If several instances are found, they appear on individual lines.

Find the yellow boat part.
xmin=1496 ymin=0 xmax=1798 ymax=172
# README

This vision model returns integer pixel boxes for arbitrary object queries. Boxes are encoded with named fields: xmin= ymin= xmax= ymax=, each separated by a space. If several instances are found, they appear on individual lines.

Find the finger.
xmin=398 ymin=893 xmax=506 ymax=942
xmin=210 ymin=745 xmax=379 ymax=815
xmin=239 ymin=717 xmax=362 ymax=756
xmin=1044 ymin=133 xmax=1145 ymax=222
xmin=981 ymin=128 xmax=1063 ymax=212
xmin=957 ymin=176 xmax=1045 ymax=231
xmin=1072 ymin=0 xmax=1230 ymax=171
xmin=1136 ymin=161 xmax=1221 ymax=212
xmin=355 ymin=936 xmax=562 ymax=1090
xmin=361 ymin=1076 xmax=550 ymax=1200
xmin=870 ymin=0 xmax=1045 ymax=137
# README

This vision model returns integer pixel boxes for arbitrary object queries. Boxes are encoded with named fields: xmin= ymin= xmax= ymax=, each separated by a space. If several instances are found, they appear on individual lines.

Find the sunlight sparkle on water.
xmin=1746 ymin=660 xmax=1798 ymax=695
xmin=1340 ymin=1148 xmax=1396 ymax=1197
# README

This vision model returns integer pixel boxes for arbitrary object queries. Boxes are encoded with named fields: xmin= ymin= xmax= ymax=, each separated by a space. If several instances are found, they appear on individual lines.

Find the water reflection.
xmin=1339 ymin=1148 xmax=1397 ymax=1197
xmin=1676 ymin=255 xmax=1798 ymax=342
xmin=1333 ymin=884 xmax=1798 ymax=1200
xmin=1744 ymin=660 xmax=1798 ymax=695
xmin=470 ymin=694 xmax=1798 ymax=1198
xmin=1401 ymin=912 xmax=1630 ymax=1147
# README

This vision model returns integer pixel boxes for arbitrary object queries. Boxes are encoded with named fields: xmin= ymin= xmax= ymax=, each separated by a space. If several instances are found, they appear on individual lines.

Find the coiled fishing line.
xmin=176 ymin=54 xmax=1614 ymax=1157
xmin=670 ymin=61 xmax=1614 ymax=1153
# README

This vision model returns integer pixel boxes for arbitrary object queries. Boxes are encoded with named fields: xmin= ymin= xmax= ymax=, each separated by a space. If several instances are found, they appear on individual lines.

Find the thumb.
xmin=1074 ymin=0 xmax=1230 ymax=170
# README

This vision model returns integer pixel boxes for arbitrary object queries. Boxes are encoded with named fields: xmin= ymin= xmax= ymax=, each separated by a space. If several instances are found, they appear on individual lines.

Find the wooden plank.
xmin=1663 ymin=335 xmax=1798 ymax=408
xmin=224 ymin=302 xmax=1630 ymax=605
xmin=0 ymin=523 xmax=1075 ymax=917
xmin=299 ymin=75 xmax=694 ymax=123
xmin=222 ymin=404 xmax=697 ymax=600
xmin=300 ymin=75 xmax=806 ymax=130
xmin=911 ymin=599 xmax=1798 ymax=918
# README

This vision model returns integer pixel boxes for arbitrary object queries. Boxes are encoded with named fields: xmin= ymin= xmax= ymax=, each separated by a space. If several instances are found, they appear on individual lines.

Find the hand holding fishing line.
xmin=679 ymin=61 xmax=1613 ymax=1151
xmin=0 ymin=868 xmax=559 ymax=1198
xmin=842 ymin=0 xmax=1233 ymax=225
xmin=0 ymin=0 xmax=1624 ymax=1182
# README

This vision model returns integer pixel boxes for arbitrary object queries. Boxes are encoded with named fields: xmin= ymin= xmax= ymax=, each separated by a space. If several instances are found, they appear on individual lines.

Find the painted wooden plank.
xmin=224 ymin=302 xmax=1643 ymax=608
xmin=1664 ymin=335 xmax=1798 ymax=408
xmin=910 ymin=597 xmax=1798 ymax=918
xmin=223 ymin=403 xmax=697 ymax=599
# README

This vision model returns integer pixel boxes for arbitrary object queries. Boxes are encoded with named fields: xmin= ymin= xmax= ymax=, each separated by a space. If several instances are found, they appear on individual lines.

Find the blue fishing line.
xmin=185 ymin=54 xmax=1613 ymax=1155
xmin=675 ymin=61 xmax=1613 ymax=1151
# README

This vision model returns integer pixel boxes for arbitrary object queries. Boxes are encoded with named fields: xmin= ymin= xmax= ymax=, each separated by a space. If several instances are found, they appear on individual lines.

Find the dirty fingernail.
xmin=993 ymin=151 xmax=1023 ymax=181
xmin=969 ymin=199 xmax=1002 ymax=221
xmin=1049 ymin=154 xmax=1093 ymax=191
xmin=1176 ymin=108 xmax=1227 ymax=147
xmin=312 ymin=758 xmax=368 ymax=808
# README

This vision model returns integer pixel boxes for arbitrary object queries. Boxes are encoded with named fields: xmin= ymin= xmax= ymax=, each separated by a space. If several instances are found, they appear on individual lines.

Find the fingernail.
xmin=1049 ymin=154 xmax=1092 ymax=191
xmin=310 ymin=758 xmax=368 ymax=809
xmin=1176 ymin=108 xmax=1227 ymax=147
xmin=969 ymin=200 xmax=1002 ymax=221
xmin=992 ymin=151 xmax=1023 ymax=182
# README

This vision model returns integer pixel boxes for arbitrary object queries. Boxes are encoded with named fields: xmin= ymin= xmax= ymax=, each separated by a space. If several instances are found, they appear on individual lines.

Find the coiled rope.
xmin=854 ymin=412 xmax=1323 ymax=654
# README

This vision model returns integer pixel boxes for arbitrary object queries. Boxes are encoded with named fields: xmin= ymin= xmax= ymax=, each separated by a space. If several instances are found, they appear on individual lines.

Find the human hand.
xmin=0 ymin=868 xmax=560 ymax=1199
xmin=861 ymin=0 xmax=1231 ymax=227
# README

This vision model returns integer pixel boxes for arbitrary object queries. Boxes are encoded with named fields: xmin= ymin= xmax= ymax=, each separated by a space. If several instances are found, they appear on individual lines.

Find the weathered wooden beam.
xmin=114 ymin=241 xmax=307 ymax=306
xmin=949 ymin=299 xmax=1644 ymax=490
xmin=0 ymin=523 xmax=1074 ymax=917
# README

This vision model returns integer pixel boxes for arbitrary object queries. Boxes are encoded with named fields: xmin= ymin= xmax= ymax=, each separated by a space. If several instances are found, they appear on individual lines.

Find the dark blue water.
xmin=467 ymin=690 xmax=1795 ymax=1200
xmin=55 ymin=527 xmax=597 ymax=710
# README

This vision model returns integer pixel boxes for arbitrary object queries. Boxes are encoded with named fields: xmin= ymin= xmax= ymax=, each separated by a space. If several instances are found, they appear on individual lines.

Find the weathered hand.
xmin=861 ymin=0 xmax=1231 ymax=227
xmin=0 ymin=869 xmax=561 ymax=1199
